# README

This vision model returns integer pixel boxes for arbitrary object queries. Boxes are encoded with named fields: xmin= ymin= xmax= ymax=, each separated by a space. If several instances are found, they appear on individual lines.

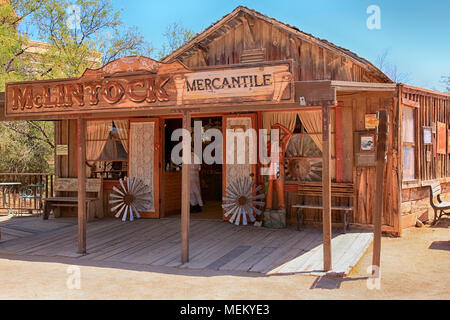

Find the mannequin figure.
xmin=190 ymin=153 xmax=203 ymax=213
xmin=266 ymin=123 xmax=292 ymax=210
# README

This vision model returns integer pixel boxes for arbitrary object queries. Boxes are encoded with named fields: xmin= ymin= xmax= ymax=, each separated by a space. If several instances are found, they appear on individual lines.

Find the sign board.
xmin=355 ymin=153 xmax=376 ymax=167
xmin=365 ymin=114 xmax=378 ymax=130
xmin=182 ymin=65 xmax=291 ymax=102
xmin=55 ymin=145 xmax=68 ymax=156
xmin=4 ymin=57 xmax=293 ymax=118
xmin=436 ymin=122 xmax=446 ymax=154
xmin=423 ymin=126 xmax=432 ymax=145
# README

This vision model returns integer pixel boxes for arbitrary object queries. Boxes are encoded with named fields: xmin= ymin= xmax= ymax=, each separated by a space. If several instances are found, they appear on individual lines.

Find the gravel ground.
xmin=0 ymin=217 xmax=448 ymax=300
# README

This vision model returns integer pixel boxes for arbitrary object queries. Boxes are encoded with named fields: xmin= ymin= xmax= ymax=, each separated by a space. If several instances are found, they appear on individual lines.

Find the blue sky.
xmin=115 ymin=1 xmax=449 ymax=91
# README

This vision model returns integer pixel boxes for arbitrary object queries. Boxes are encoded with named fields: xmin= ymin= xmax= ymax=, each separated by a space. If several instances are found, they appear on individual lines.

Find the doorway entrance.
xmin=162 ymin=116 xmax=223 ymax=220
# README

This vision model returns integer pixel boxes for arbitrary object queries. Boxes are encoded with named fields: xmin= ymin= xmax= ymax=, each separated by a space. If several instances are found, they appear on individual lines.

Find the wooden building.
xmin=1 ymin=7 xmax=449 ymax=264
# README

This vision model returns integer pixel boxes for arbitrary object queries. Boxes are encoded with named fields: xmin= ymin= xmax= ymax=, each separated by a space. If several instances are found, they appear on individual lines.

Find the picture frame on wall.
xmin=423 ymin=126 xmax=433 ymax=145
xmin=354 ymin=131 xmax=376 ymax=167
xmin=360 ymin=133 xmax=375 ymax=152
xmin=436 ymin=122 xmax=446 ymax=154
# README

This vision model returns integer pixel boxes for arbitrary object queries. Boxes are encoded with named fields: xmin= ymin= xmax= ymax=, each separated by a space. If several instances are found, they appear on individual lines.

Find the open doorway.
xmin=162 ymin=116 xmax=223 ymax=220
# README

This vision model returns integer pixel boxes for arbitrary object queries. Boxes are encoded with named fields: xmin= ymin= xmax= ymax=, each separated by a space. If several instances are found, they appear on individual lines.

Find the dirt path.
xmin=0 ymin=218 xmax=448 ymax=299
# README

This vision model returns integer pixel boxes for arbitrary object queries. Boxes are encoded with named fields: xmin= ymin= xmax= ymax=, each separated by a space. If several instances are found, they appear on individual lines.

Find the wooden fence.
xmin=0 ymin=173 xmax=55 ymax=213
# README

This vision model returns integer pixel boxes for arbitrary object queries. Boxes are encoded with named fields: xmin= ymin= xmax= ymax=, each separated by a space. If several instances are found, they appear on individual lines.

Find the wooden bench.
xmin=428 ymin=182 xmax=450 ymax=225
xmin=291 ymin=182 xmax=355 ymax=233
xmin=43 ymin=178 xmax=103 ymax=221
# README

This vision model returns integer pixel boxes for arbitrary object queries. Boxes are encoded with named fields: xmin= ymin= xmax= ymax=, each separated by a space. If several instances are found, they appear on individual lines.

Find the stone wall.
xmin=401 ymin=182 xmax=450 ymax=227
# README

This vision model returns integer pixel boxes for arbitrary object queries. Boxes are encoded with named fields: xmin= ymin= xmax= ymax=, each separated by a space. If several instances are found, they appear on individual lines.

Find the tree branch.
xmin=3 ymin=121 xmax=55 ymax=149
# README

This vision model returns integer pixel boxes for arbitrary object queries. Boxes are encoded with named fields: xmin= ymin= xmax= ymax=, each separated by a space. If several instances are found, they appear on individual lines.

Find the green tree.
xmin=0 ymin=0 xmax=38 ymax=89
xmin=0 ymin=0 xmax=153 ymax=173
xmin=22 ymin=0 xmax=154 ymax=79
xmin=0 ymin=0 xmax=195 ymax=173
xmin=157 ymin=21 xmax=196 ymax=59
xmin=0 ymin=121 xmax=54 ymax=173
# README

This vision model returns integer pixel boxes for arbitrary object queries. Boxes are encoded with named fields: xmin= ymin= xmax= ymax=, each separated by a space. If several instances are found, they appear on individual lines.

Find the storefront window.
xmin=403 ymin=146 xmax=415 ymax=181
xmin=86 ymin=120 xmax=129 ymax=180
xmin=402 ymin=106 xmax=416 ymax=181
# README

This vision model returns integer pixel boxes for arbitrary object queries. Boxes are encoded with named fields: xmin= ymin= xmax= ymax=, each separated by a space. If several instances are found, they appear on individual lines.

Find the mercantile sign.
xmin=5 ymin=56 xmax=293 ymax=118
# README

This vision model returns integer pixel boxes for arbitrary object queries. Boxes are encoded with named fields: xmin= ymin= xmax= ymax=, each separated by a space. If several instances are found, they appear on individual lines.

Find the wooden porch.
xmin=0 ymin=218 xmax=372 ymax=276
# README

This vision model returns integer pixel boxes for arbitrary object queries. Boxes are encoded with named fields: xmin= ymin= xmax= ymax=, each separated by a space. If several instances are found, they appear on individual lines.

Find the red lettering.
xmin=65 ymin=84 xmax=84 ymax=106
xmin=43 ymin=86 xmax=57 ymax=108
xmin=32 ymin=88 xmax=43 ymax=108
xmin=154 ymin=77 xmax=169 ymax=102
xmin=126 ymin=79 xmax=147 ymax=102
xmin=102 ymin=81 xmax=125 ymax=104
xmin=83 ymin=82 xmax=103 ymax=105
xmin=12 ymin=86 xmax=33 ymax=110
xmin=56 ymin=85 xmax=66 ymax=106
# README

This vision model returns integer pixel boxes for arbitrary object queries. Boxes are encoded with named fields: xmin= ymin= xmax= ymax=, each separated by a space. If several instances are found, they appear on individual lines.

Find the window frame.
xmin=402 ymin=105 xmax=419 ymax=182
xmin=85 ymin=119 xmax=130 ymax=181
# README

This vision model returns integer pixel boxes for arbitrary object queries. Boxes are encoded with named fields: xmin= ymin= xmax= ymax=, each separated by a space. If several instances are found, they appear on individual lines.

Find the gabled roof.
xmin=162 ymin=6 xmax=392 ymax=83
xmin=400 ymin=84 xmax=450 ymax=98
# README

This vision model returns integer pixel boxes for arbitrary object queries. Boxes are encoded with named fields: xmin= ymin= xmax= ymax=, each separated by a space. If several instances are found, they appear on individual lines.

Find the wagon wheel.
xmin=222 ymin=177 xmax=265 ymax=226
xmin=109 ymin=177 xmax=152 ymax=221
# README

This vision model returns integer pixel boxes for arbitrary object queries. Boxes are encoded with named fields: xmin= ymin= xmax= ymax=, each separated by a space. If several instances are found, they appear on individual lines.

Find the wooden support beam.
xmin=373 ymin=110 xmax=388 ymax=270
xmin=335 ymin=102 xmax=344 ymax=182
xmin=322 ymin=103 xmax=332 ymax=271
xmin=240 ymin=15 xmax=256 ymax=49
xmin=181 ymin=111 xmax=191 ymax=264
xmin=77 ymin=118 xmax=86 ymax=254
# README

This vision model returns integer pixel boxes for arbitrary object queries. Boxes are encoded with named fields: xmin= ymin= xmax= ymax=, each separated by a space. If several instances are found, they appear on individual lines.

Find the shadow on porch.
xmin=0 ymin=217 xmax=373 ymax=277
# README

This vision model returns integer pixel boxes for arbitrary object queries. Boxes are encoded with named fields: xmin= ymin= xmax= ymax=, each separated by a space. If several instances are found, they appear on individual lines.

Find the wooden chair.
xmin=428 ymin=182 xmax=450 ymax=225
xmin=291 ymin=182 xmax=355 ymax=233
xmin=43 ymin=178 xmax=103 ymax=221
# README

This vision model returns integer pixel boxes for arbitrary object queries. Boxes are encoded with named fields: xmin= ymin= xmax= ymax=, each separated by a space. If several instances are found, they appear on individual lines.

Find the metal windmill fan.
xmin=285 ymin=135 xmax=323 ymax=182
xmin=222 ymin=177 xmax=265 ymax=226
xmin=109 ymin=177 xmax=152 ymax=221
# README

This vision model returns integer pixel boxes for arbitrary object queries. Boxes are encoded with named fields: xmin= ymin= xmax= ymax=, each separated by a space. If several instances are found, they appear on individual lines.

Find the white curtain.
xmin=297 ymin=110 xmax=323 ymax=152
xmin=296 ymin=110 xmax=335 ymax=157
xmin=113 ymin=120 xmax=129 ymax=154
xmin=86 ymin=121 xmax=111 ymax=161
xmin=263 ymin=110 xmax=335 ymax=154
xmin=262 ymin=111 xmax=298 ymax=133
xmin=263 ymin=110 xmax=336 ymax=179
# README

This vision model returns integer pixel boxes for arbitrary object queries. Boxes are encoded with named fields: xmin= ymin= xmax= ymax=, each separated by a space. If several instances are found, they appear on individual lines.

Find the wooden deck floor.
xmin=0 ymin=218 xmax=373 ymax=276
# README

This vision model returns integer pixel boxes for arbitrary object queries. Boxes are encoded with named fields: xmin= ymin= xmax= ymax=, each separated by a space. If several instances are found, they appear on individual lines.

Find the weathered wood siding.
xmin=402 ymin=87 xmax=449 ymax=182
xmin=339 ymin=91 xmax=399 ymax=230
xmin=54 ymin=119 xmax=78 ymax=217
xmin=55 ymin=119 xmax=77 ymax=178
xmin=177 ymin=16 xmax=385 ymax=83
xmin=400 ymin=86 xmax=450 ymax=228
xmin=285 ymin=92 xmax=399 ymax=232
xmin=162 ymin=171 xmax=182 ymax=216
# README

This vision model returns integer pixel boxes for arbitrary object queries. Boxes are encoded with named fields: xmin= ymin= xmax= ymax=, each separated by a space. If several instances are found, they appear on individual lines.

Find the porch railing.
xmin=0 ymin=173 xmax=55 ymax=212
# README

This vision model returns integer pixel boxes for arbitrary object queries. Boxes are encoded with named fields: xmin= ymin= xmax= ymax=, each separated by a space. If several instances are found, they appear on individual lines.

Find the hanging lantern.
xmin=109 ymin=177 xmax=152 ymax=221
xmin=222 ymin=177 xmax=265 ymax=225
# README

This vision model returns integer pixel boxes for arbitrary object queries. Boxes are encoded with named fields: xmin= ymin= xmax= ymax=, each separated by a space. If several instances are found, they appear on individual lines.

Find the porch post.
xmin=322 ymin=103 xmax=332 ymax=271
xmin=77 ymin=118 xmax=87 ymax=254
xmin=181 ymin=111 xmax=191 ymax=263
xmin=335 ymin=102 xmax=344 ymax=183
xmin=373 ymin=110 xmax=388 ymax=270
